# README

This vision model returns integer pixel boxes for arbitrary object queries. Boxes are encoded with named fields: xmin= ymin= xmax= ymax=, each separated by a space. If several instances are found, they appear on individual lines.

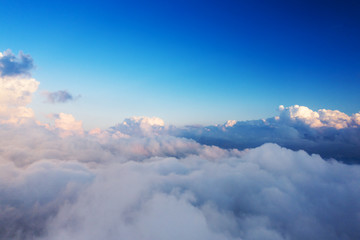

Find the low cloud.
xmin=0 ymin=127 xmax=358 ymax=240
xmin=0 ymin=114 xmax=359 ymax=239
xmin=0 ymin=50 xmax=34 ymax=77
xmin=43 ymin=90 xmax=80 ymax=104
xmin=40 ymin=144 xmax=360 ymax=240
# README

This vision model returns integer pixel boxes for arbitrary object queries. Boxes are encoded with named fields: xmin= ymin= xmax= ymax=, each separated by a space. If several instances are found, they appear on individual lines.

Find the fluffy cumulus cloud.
xmin=0 ymin=50 xmax=39 ymax=124
xmin=278 ymin=105 xmax=358 ymax=129
xmin=176 ymin=105 xmax=360 ymax=163
xmin=43 ymin=90 xmax=80 ymax=103
xmin=1 ymin=50 xmax=360 ymax=240
xmin=52 ymin=113 xmax=84 ymax=137
xmin=110 ymin=116 xmax=167 ymax=137
xmin=37 ymin=144 xmax=360 ymax=240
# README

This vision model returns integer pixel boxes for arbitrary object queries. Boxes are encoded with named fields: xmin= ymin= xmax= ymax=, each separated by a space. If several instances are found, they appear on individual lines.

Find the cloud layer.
xmin=1 ymin=49 xmax=360 ymax=240
xmin=0 ymin=122 xmax=359 ymax=240
xmin=39 ymin=144 xmax=360 ymax=240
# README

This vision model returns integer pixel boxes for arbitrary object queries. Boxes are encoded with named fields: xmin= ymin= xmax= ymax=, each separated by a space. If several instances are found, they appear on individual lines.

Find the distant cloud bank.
xmin=175 ymin=105 xmax=360 ymax=163
xmin=0 ymin=49 xmax=359 ymax=240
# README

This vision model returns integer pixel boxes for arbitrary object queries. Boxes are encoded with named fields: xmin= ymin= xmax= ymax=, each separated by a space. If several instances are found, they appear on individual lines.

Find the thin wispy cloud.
xmin=43 ymin=90 xmax=81 ymax=104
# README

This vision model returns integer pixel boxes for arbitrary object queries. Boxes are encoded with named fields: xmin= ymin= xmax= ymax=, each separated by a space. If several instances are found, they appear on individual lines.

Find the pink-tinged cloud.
xmin=53 ymin=113 xmax=84 ymax=137
xmin=0 ymin=76 xmax=39 ymax=124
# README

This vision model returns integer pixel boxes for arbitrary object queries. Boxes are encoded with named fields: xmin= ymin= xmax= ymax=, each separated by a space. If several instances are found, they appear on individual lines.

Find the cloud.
xmin=0 ymin=50 xmax=34 ymax=77
xmin=175 ymin=105 xmax=360 ymax=163
xmin=0 ymin=160 xmax=93 ymax=239
xmin=0 ymin=75 xmax=39 ymax=124
xmin=278 ymin=105 xmax=358 ymax=129
xmin=0 ymin=113 xmax=359 ymax=239
xmin=43 ymin=90 xmax=80 ymax=103
xmin=0 ymin=50 xmax=359 ymax=240
xmin=0 ymin=50 xmax=39 ymax=124
xmin=110 ymin=116 xmax=166 ymax=137
xmin=31 ymin=144 xmax=360 ymax=240
xmin=51 ymin=113 xmax=84 ymax=137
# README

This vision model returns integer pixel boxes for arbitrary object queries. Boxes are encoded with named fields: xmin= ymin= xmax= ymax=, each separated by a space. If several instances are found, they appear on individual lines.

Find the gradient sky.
xmin=1 ymin=0 xmax=359 ymax=129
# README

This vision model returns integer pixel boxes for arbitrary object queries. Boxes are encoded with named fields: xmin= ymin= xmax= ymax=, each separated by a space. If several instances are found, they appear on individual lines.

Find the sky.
xmin=1 ymin=0 xmax=359 ymax=129
xmin=2 ymin=1 xmax=360 ymax=239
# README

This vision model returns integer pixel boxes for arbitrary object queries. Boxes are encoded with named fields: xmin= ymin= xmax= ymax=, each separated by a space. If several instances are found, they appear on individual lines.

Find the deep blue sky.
xmin=1 ymin=0 xmax=359 ymax=128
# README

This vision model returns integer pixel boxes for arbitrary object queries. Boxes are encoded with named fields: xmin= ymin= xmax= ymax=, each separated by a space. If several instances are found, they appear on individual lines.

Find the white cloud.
xmin=53 ymin=113 xmax=84 ymax=137
xmin=34 ymin=144 xmax=360 ymax=240
xmin=0 ymin=76 xmax=39 ymax=124
xmin=224 ymin=120 xmax=237 ymax=128
xmin=278 ymin=104 xmax=359 ymax=129
xmin=0 ymin=109 xmax=359 ymax=239
xmin=111 ymin=116 xmax=166 ymax=137
xmin=176 ymin=105 xmax=360 ymax=162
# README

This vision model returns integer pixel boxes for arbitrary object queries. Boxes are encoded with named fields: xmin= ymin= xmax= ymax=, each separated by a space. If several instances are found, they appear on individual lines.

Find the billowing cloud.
xmin=0 ymin=128 xmax=359 ymax=240
xmin=0 ymin=112 xmax=359 ymax=239
xmin=0 ymin=50 xmax=34 ymax=77
xmin=0 ymin=160 xmax=93 ymax=239
xmin=176 ymin=105 xmax=360 ymax=163
xmin=38 ymin=144 xmax=360 ymax=240
xmin=51 ymin=113 xmax=84 ymax=137
xmin=0 ymin=76 xmax=39 ymax=124
xmin=278 ymin=105 xmax=358 ymax=129
xmin=110 ymin=116 xmax=166 ymax=137
xmin=43 ymin=90 xmax=80 ymax=103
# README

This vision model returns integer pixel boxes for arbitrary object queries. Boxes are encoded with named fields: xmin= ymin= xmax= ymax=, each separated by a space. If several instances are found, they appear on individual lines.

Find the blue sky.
xmin=1 ymin=0 xmax=359 ymax=129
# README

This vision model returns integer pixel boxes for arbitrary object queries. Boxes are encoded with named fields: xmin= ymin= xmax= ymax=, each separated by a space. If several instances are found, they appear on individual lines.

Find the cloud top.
xmin=278 ymin=105 xmax=358 ymax=129
xmin=0 ymin=76 xmax=39 ymax=124
xmin=111 ymin=116 xmax=166 ymax=137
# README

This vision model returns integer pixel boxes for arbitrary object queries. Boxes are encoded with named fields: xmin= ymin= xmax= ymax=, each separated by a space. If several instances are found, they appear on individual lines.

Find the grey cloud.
xmin=43 ymin=90 xmax=80 ymax=103
xmin=0 ymin=50 xmax=34 ymax=77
